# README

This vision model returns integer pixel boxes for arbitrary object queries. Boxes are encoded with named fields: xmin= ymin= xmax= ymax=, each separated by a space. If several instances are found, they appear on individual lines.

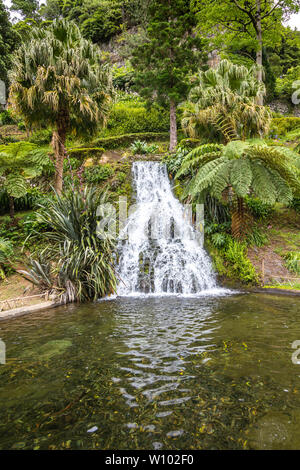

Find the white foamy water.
xmin=116 ymin=161 xmax=226 ymax=296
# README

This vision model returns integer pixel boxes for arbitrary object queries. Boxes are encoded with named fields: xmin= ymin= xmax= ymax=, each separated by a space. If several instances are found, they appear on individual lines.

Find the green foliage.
xmin=10 ymin=0 xmax=40 ymax=20
xmin=19 ymin=253 xmax=53 ymax=290
xmin=0 ymin=109 xmax=17 ymax=126
xmin=0 ymin=0 xmax=20 ymax=88
xmin=131 ymin=0 xmax=205 ymax=106
xmin=0 ymin=142 xmax=50 ymax=198
xmin=105 ymin=100 xmax=169 ymax=135
xmin=206 ymin=223 xmax=258 ymax=284
xmin=9 ymin=18 xmax=113 ymax=192
xmin=284 ymin=251 xmax=300 ymax=275
xmin=269 ymin=117 xmax=300 ymax=138
xmin=275 ymin=65 xmax=300 ymax=100
xmin=0 ymin=237 xmax=13 ymax=279
xmin=245 ymin=196 xmax=274 ymax=220
xmin=92 ymin=132 xmax=169 ymax=150
xmin=246 ymin=225 xmax=268 ymax=247
xmin=130 ymin=140 xmax=158 ymax=155
xmin=29 ymin=129 xmax=53 ymax=145
xmin=290 ymin=197 xmax=300 ymax=213
xmin=176 ymin=140 xmax=300 ymax=206
xmin=21 ymin=187 xmax=117 ymax=302
xmin=182 ymin=60 xmax=271 ymax=142
xmin=178 ymin=138 xmax=202 ymax=149
xmin=0 ymin=186 xmax=49 ymax=215
xmin=224 ymin=239 xmax=258 ymax=284
xmin=84 ymin=164 xmax=113 ymax=184
xmin=210 ymin=232 xmax=228 ymax=248
xmin=165 ymin=146 xmax=190 ymax=176
xmin=112 ymin=64 xmax=135 ymax=91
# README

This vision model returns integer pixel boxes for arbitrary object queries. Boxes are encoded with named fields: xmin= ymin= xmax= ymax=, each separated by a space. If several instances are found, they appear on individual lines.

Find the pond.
xmin=0 ymin=292 xmax=300 ymax=450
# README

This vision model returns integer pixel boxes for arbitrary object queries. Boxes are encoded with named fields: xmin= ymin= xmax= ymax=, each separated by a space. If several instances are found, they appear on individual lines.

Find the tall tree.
xmin=0 ymin=0 xmax=19 ymax=94
xmin=131 ymin=0 xmax=206 ymax=151
xmin=192 ymin=0 xmax=300 ymax=103
xmin=9 ymin=19 xmax=113 ymax=193
xmin=10 ymin=0 xmax=40 ymax=20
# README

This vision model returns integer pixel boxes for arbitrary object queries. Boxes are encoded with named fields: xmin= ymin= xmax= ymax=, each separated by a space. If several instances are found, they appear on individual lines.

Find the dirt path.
xmin=248 ymin=208 xmax=300 ymax=285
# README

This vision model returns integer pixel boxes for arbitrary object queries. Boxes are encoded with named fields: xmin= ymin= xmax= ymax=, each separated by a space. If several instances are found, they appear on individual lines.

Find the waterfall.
xmin=116 ymin=161 xmax=218 ymax=296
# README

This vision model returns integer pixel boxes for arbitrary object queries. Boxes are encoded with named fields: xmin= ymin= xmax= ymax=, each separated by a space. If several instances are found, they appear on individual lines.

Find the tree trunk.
xmin=256 ymin=0 xmax=263 ymax=105
xmin=169 ymin=99 xmax=177 ymax=151
xmin=9 ymin=196 xmax=15 ymax=220
xmin=52 ymin=115 xmax=68 ymax=194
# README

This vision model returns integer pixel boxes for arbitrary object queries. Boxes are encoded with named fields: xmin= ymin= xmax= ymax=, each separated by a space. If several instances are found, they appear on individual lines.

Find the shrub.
xmin=91 ymin=132 xmax=169 ymax=150
xmin=21 ymin=188 xmax=117 ymax=302
xmin=290 ymin=197 xmax=300 ymax=212
xmin=0 ymin=187 xmax=50 ymax=215
xmin=224 ymin=239 xmax=258 ymax=284
xmin=0 ymin=110 xmax=17 ymax=126
xmin=245 ymin=196 xmax=274 ymax=220
xmin=284 ymin=252 xmax=300 ymax=275
xmin=130 ymin=140 xmax=158 ymax=155
xmin=0 ymin=237 xmax=14 ymax=279
xmin=178 ymin=138 xmax=202 ymax=149
xmin=275 ymin=66 xmax=300 ymax=101
xmin=29 ymin=129 xmax=53 ymax=145
xmin=269 ymin=117 xmax=300 ymax=138
xmin=84 ymin=165 xmax=114 ymax=184
xmin=104 ymin=100 xmax=169 ymax=135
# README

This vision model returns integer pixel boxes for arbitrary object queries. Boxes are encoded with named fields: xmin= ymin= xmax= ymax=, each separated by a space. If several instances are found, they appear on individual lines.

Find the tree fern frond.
xmin=230 ymin=158 xmax=252 ymax=198
xmin=251 ymin=162 xmax=277 ymax=205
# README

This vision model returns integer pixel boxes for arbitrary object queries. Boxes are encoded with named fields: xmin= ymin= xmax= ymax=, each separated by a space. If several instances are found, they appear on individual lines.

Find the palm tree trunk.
xmin=52 ymin=118 xmax=67 ymax=194
xmin=169 ymin=99 xmax=177 ymax=151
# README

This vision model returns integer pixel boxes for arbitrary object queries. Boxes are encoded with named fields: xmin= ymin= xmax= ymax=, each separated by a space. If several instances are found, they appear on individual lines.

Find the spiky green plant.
xmin=182 ymin=60 xmax=271 ymax=142
xmin=176 ymin=140 xmax=300 ymax=239
xmin=9 ymin=19 xmax=113 ymax=194
xmin=20 ymin=187 xmax=116 ymax=303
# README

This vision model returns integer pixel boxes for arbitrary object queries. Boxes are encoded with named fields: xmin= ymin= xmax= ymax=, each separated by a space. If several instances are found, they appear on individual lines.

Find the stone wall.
xmin=268 ymin=100 xmax=300 ymax=117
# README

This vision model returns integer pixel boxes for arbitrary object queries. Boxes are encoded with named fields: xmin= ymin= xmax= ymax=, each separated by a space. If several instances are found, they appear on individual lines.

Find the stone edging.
xmin=0 ymin=301 xmax=60 ymax=321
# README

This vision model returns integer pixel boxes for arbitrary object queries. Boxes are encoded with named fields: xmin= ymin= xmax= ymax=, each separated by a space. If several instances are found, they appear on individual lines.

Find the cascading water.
xmin=116 ymin=161 xmax=218 ymax=296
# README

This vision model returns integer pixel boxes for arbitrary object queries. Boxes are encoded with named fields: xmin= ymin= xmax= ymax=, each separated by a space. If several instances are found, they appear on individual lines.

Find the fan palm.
xmin=182 ymin=60 xmax=271 ymax=143
xmin=9 ymin=19 xmax=113 ymax=193
xmin=176 ymin=140 xmax=300 ymax=239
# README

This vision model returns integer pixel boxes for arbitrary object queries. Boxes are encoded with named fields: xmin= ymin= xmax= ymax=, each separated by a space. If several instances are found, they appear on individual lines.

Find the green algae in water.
xmin=0 ymin=293 xmax=300 ymax=450
xmin=22 ymin=340 xmax=73 ymax=360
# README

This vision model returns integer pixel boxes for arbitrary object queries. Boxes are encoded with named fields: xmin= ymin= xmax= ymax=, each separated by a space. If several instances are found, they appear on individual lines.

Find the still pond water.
xmin=0 ymin=292 xmax=300 ymax=450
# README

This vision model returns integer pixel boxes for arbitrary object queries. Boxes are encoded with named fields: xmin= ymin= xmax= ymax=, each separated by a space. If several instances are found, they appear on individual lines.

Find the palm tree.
xmin=182 ymin=60 xmax=271 ymax=143
xmin=176 ymin=140 xmax=300 ymax=239
xmin=9 ymin=19 xmax=113 ymax=193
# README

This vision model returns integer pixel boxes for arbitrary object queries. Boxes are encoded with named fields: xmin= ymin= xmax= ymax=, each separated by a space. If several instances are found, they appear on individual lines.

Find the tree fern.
xmin=176 ymin=139 xmax=300 ymax=238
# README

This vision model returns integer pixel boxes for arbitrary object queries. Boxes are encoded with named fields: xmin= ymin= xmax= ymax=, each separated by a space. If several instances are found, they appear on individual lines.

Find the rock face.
xmin=268 ymin=100 xmax=300 ymax=117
